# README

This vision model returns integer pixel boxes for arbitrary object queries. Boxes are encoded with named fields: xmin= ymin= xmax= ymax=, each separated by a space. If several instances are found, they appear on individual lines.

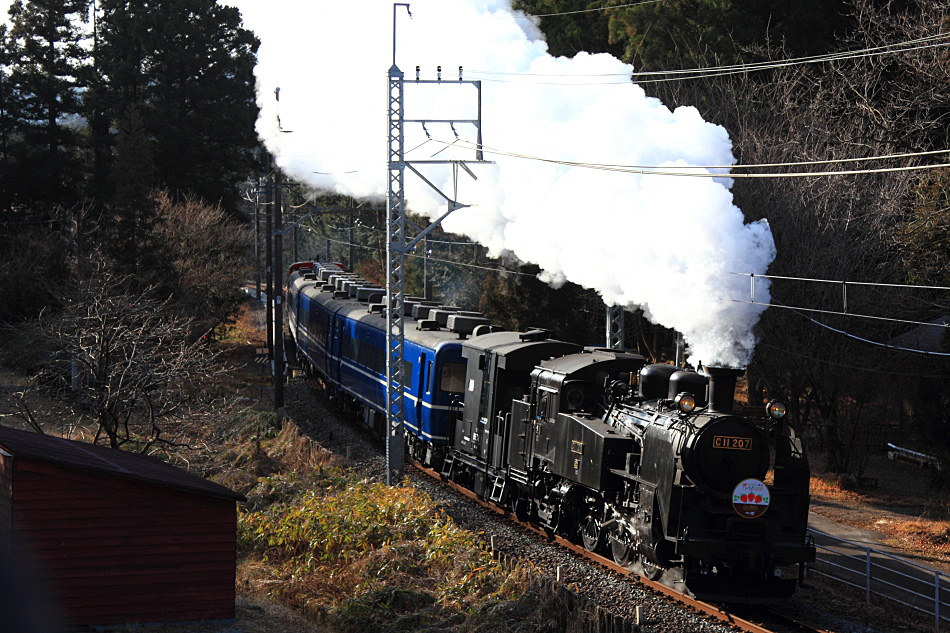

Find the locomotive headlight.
xmin=766 ymin=399 xmax=787 ymax=421
xmin=675 ymin=392 xmax=696 ymax=413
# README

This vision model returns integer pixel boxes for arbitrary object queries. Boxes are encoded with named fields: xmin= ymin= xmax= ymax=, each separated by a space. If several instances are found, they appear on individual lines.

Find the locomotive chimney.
xmin=701 ymin=366 xmax=745 ymax=414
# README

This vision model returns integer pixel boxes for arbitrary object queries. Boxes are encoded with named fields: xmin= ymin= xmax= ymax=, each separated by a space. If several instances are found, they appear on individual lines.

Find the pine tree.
xmin=6 ymin=0 xmax=90 ymax=208
xmin=0 ymin=24 xmax=17 ymax=212
xmin=94 ymin=0 xmax=260 ymax=214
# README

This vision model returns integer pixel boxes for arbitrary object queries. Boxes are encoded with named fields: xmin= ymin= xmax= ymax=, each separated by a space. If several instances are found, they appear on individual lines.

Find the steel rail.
xmin=405 ymin=458 xmax=827 ymax=633
xmin=291 ymin=369 xmax=828 ymax=633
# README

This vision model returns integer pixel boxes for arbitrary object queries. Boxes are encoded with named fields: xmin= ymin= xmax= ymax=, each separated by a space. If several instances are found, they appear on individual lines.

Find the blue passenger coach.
xmin=287 ymin=261 xmax=490 ymax=466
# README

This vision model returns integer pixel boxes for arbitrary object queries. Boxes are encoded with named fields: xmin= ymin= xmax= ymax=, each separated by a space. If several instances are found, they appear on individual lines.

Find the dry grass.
xmin=809 ymin=452 xmax=950 ymax=568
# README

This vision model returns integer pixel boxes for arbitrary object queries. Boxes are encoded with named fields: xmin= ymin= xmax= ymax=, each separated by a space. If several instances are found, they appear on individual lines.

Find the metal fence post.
xmin=936 ymin=570 xmax=941 ymax=630
xmin=866 ymin=547 xmax=872 ymax=604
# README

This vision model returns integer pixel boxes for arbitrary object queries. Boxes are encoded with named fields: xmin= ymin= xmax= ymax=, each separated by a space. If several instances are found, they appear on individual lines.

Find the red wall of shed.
xmin=0 ymin=452 xmax=12 ymax=550
xmin=11 ymin=458 xmax=237 ymax=626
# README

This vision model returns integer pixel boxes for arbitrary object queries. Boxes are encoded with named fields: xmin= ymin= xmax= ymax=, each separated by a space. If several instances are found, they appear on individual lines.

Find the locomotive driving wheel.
xmin=579 ymin=514 xmax=603 ymax=553
xmin=639 ymin=556 xmax=663 ymax=581
xmin=609 ymin=524 xmax=636 ymax=568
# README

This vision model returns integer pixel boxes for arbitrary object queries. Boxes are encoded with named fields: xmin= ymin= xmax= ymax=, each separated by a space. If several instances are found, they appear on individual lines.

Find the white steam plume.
xmin=230 ymin=0 xmax=775 ymax=367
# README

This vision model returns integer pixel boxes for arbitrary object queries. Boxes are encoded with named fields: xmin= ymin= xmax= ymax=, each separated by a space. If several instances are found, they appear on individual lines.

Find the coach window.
xmin=440 ymin=361 xmax=466 ymax=394
xmin=426 ymin=360 xmax=433 ymax=394
xmin=359 ymin=339 xmax=370 ymax=367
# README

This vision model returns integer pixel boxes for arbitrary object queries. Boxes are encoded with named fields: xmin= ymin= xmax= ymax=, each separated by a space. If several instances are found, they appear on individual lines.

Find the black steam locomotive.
xmin=444 ymin=329 xmax=814 ymax=603
xmin=287 ymin=261 xmax=815 ymax=603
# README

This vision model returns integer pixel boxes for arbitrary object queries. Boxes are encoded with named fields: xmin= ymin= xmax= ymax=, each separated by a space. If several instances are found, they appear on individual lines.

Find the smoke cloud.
xmin=230 ymin=0 xmax=774 ymax=367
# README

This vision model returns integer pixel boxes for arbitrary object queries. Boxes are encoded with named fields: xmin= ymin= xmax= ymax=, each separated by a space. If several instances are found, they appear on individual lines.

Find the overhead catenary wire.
xmin=734 ymin=299 xmax=947 ymax=332
xmin=771 ymin=301 xmax=950 ymax=358
xmin=430 ymin=137 xmax=950 ymax=179
xmin=310 ymin=230 xmax=949 ymax=355
xmin=731 ymin=271 xmax=950 ymax=294
xmin=493 ymin=0 xmax=664 ymax=19
xmin=318 ymin=233 xmax=537 ymax=277
xmin=756 ymin=340 xmax=950 ymax=376
xmin=463 ymin=32 xmax=950 ymax=84
xmin=324 ymin=219 xmax=484 ymax=248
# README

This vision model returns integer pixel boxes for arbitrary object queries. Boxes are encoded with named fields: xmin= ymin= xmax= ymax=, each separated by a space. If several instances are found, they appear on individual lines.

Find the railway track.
xmin=408 ymin=458 xmax=831 ymax=633
xmin=287 ymin=369 xmax=832 ymax=633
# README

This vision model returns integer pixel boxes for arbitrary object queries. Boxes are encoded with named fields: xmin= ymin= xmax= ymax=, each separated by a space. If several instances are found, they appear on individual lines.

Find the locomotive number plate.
xmin=713 ymin=435 xmax=752 ymax=450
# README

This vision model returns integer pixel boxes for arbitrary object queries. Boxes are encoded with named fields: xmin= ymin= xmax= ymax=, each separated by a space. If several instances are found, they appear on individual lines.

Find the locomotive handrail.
xmin=808 ymin=527 xmax=950 ymax=629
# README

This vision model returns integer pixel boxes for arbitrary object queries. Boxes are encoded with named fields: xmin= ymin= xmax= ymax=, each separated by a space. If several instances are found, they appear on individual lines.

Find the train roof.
xmin=538 ymin=348 xmax=646 ymax=376
xmin=460 ymin=330 xmax=582 ymax=371
xmin=291 ymin=262 xmax=493 ymax=349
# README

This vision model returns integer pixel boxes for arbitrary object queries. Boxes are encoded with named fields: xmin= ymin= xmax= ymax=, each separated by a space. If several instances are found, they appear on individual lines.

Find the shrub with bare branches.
xmin=33 ymin=273 xmax=224 ymax=451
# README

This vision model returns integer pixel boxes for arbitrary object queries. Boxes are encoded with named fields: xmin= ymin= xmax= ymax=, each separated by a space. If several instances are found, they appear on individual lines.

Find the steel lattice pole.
xmin=385 ymin=63 xmax=407 ymax=485
xmin=607 ymin=305 xmax=625 ymax=350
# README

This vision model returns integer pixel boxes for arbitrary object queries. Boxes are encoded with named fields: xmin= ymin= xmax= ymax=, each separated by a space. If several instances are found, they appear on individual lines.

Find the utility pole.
xmin=607 ymin=305 xmax=625 ymax=350
xmin=265 ymin=165 xmax=274 ymax=359
xmin=423 ymin=235 xmax=432 ymax=300
xmin=348 ymin=203 xmax=356 ymax=271
xmin=255 ymin=177 xmax=262 ymax=300
xmin=274 ymin=166 xmax=285 ymax=410
xmin=292 ymin=207 xmax=298 ymax=262
xmin=385 ymin=2 xmax=490 ymax=484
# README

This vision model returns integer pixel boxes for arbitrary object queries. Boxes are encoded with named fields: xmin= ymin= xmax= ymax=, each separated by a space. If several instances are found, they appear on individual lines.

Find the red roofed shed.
xmin=0 ymin=426 xmax=245 ymax=626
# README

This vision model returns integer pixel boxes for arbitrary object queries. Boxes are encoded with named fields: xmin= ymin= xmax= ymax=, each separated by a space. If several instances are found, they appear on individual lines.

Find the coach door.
xmin=416 ymin=353 xmax=427 ymax=429
xmin=330 ymin=317 xmax=344 ymax=383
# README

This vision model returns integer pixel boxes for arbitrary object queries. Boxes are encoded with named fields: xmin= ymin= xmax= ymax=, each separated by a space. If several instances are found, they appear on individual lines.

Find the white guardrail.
xmin=807 ymin=528 xmax=950 ymax=629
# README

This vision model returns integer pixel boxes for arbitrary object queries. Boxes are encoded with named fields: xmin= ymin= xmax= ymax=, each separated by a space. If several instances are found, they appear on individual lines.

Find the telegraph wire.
xmin=436 ymin=138 xmax=950 ymax=171
xmin=324 ymin=219 xmax=484 ymax=249
xmin=468 ymin=32 xmax=950 ymax=76
xmin=495 ymin=0 xmax=664 ymax=19
xmin=431 ymin=137 xmax=950 ymax=179
xmin=311 ymin=231 xmax=950 ymax=354
xmin=464 ymin=33 xmax=950 ymax=84
xmin=734 ymin=300 xmax=947 ymax=332
xmin=770 ymin=301 xmax=950 ymax=358
xmin=316 ymin=232 xmax=537 ymax=277
xmin=756 ymin=340 xmax=950 ymax=376
xmin=731 ymin=271 xmax=950 ymax=294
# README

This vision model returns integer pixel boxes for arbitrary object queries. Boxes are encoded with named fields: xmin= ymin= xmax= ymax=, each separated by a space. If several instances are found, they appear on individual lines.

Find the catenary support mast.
xmin=385 ymin=3 xmax=491 ymax=484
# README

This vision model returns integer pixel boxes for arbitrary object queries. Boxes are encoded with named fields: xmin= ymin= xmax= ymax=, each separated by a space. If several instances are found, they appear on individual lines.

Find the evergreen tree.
xmin=94 ymin=0 xmax=260 ymax=214
xmin=108 ymin=105 xmax=160 ymax=278
xmin=6 ymin=0 xmax=90 ymax=208
xmin=605 ymin=0 xmax=853 ymax=70
xmin=0 ymin=24 xmax=17 ymax=213
xmin=511 ymin=0 xmax=624 ymax=59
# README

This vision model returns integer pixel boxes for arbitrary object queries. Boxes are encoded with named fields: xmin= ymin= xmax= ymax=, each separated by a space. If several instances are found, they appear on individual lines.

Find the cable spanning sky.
xmin=3 ymin=0 xmax=777 ymax=367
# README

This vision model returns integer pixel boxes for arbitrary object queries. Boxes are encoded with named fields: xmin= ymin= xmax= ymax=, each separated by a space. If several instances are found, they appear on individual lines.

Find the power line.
xmin=324 ymin=219 xmax=483 ymax=248
xmin=778 ymin=303 xmax=950 ymax=358
xmin=735 ymin=299 xmax=946 ymax=331
xmin=433 ymin=137 xmax=950 ymax=179
xmin=440 ymin=137 xmax=950 ymax=171
xmin=320 ymin=234 xmax=536 ymax=277
xmin=756 ymin=340 xmax=950 ymax=376
xmin=496 ymin=0 xmax=664 ymax=19
xmin=731 ymin=272 xmax=950 ymax=293
xmin=464 ymin=33 xmax=950 ymax=84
